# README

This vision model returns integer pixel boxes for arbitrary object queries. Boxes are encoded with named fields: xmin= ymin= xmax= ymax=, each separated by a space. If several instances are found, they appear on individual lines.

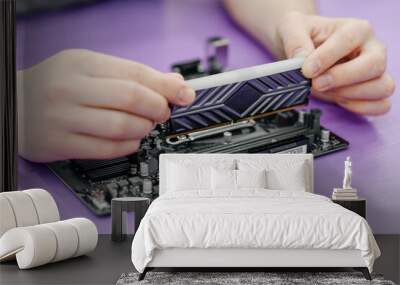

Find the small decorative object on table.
xmin=332 ymin=156 xmax=359 ymax=200
xmin=331 ymin=157 xmax=366 ymax=218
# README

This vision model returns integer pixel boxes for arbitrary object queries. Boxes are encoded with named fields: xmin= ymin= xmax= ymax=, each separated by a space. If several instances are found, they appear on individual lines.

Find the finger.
xmin=71 ymin=77 xmax=170 ymax=123
xmin=313 ymin=42 xmax=387 ymax=91
xmin=64 ymin=134 xmax=141 ymax=160
xmin=320 ymin=73 xmax=395 ymax=101
xmin=311 ymin=89 xmax=337 ymax=103
xmin=337 ymin=98 xmax=391 ymax=116
xmin=278 ymin=12 xmax=315 ymax=58
xmin=84 ymin=52 xmax=196 ymax=105
xmin=63 ymin=106 xmax=154 ymax=140
xmin=165 ymin=72 xmax=185 ymax=81
xmin=303 ymin=20 xmax=372 ymax=78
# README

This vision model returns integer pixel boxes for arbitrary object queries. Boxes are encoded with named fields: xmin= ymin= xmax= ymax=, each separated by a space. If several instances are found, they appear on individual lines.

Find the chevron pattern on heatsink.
xmin=169 ymin=69 xmax=311 ymax=134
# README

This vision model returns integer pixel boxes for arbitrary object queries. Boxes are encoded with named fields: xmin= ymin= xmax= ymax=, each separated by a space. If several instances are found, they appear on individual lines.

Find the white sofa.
xmin=0 ymin=189 xmax=98 ymax=269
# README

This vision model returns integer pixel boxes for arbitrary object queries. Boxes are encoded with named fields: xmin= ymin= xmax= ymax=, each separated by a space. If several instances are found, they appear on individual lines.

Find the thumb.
xmin=278 ymin=17 xmax=315 ymax=59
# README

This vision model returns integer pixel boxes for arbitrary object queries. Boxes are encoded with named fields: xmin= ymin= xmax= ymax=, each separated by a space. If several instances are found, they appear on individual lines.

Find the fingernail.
xmin=163 ymin=108 xmax=171 ymax=122
xmin=177 ymin=87 xmax=195 ymax=104
xmin=168 ymin=72 xmax=185 ymax=81
xmin=306 ymin=57 xmax=322 ymax=77
xmin=314 ymin=74 xmax=333 ymax=91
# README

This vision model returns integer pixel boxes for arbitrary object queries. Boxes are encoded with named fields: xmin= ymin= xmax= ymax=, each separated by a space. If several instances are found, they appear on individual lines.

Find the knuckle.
xmin=56 ymin=49 xmax=90 ymax=63
xmin=370 ymin=52 xmax=387 ymax=76
xmin=383 ymin=75 xmax=396 ymax=97
xmin=121 ymin=83 xmax=140 ymax=108
xmin=166 ymin=72 xmax=184 ymax=81
xmin=377 ymin=99 xmax=392 ymax=115
xmin=157 ymin=77 xmax=169 ymax=94
xmin=141 ymin=119 xmax=154 ymax=135
xmin=160 ymin=77 xmax=185 ymax=100
xmin=130 ymin=141 xmax=141 ymax=152
xmin=110 ymin=116 xmax=131 ymax=137
xmin=46 ymin=82 xmax=69 ymax=102
xmin=384 ymin=100 xmax=392 ymax=113
xmin=121 ymin=94 xmax=138 ymax=111
xmin=284 ymin=11 xmax=304 ymax=21
xmin=102 ymin=140 xmax=141 ymax=158
xmin=342 ymin=26 xmax=359 ymax=47
xmin=159 ymin=97 xmax=169 ymax=110
xmin=129 ymin=62 xmax=147 ymax=83
xmin=100 ymin=143 xmax=120 ymax=158
xmin=358 ymin=19 xmax=373 ymax=34
xmin=341 ymin=20 xmax=371 ymax=46
xmin=154 ymin=99 xmax=169 ymax=122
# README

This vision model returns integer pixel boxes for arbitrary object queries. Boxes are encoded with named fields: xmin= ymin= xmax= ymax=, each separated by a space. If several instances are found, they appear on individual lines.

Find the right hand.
xmin=18 ymin=49 xmax=195 ymax=162
xmin=276 ymin=12 xmax=395 ymax=115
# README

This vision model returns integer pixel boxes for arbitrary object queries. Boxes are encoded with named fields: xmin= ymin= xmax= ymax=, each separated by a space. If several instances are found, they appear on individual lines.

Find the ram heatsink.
xmin=169 ymin=58 xmax=311 ymax=135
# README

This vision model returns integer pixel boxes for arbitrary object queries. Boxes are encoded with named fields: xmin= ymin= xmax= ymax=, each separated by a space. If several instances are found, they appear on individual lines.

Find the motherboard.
xmin=48 ymin=108 xmax=348 ymax=215
xmin=47 ymin=38 xmax=349 ymax=215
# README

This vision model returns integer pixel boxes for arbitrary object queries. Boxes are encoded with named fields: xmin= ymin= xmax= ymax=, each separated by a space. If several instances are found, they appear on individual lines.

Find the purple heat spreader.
xmin=169 ymin=69 xmax=311 ymax=134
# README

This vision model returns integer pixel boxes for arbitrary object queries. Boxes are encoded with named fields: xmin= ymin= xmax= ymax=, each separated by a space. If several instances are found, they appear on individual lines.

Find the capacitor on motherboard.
xmin=143 ymin=179 xmax=153 ymax=194
xmin=130 ymin=185 xmax=141 ymax=196
xmin=298 ymin=110 xmax=306 ymax=124
xmin=150 ymin=130 xmax=160 ymax=137
xmin=310 ymin=109 xmax=321 ymax=134
xmin=155 ymin=139 xmax=163 ymax=150
xmin=140 ymin=162 xmax=149 ymax=177
xmin=130 ymin=166 xmax=138 ymax=175
xmin=105 ymin=183 xmax=119 ymax=198
xmin=321 ymin=129 xmax=331 ymax=143
xmin=153 ymin=185 xmax=159 ymax=195
xmin=224 ymin=131 xmax=232 ymax=143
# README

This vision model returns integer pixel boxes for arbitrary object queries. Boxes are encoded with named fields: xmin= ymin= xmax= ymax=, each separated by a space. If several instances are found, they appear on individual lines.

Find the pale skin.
xmin=18 ymin=0 xmax=395 ymax=162
xmin=224 ymin=0 xmax=395 ymax=115
xmin=18 ymin=50 xmax=195 ymax=162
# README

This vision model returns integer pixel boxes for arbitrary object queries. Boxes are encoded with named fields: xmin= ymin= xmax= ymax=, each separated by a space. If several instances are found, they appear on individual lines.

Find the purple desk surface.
xmin=17 ymin=0 xmax=400 ymax=234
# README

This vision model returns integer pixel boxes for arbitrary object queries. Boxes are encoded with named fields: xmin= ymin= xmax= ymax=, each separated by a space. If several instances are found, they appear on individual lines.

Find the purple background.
xmin=17 ymin=0 xmax=400 ymax=234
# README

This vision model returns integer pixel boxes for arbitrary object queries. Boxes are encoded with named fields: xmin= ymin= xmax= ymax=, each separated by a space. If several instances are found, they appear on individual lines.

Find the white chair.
xmin=0 ymin=189 xmax=98 ymax=269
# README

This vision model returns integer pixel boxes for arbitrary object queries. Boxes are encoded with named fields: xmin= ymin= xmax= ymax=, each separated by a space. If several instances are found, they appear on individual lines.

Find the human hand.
xmin=18 ymin=49 xmax=195 ymax=162
xmin=277 ymin=12 xmax=395 ymax=115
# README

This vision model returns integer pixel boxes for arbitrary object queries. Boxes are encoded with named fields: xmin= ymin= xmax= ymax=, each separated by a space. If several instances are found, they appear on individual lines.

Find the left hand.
xmin=277 ymin=12 xmax=395 ymax=115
